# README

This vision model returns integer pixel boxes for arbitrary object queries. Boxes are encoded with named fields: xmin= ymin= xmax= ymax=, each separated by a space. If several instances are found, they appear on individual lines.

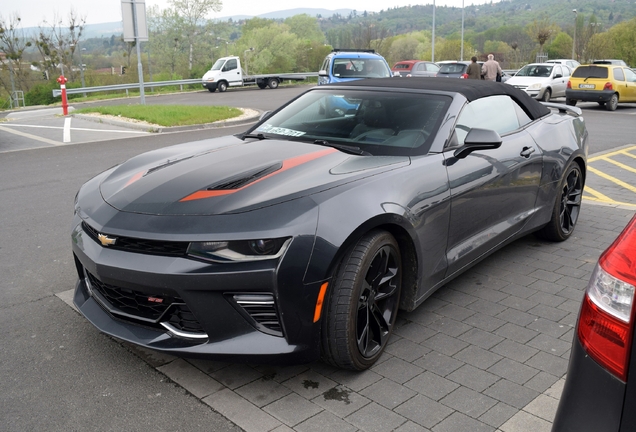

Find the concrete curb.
xmin=71 ymin=108 xmax=261 ymax=133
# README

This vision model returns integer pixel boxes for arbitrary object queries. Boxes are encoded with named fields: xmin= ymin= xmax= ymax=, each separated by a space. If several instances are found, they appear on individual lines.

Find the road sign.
xmin=121 ymin=0 xmax=148 ymax=42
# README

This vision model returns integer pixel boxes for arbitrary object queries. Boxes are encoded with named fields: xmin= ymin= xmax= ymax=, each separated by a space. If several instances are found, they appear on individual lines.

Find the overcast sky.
xmin=5 ymin=0 xmax=501 ymax=29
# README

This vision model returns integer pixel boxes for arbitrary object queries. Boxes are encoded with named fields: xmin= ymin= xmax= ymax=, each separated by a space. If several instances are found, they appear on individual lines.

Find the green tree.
xmin=0 ymin=13 xmax=33 ymax=98
xmin=546 ymin=32 xmax=573 ymax=59
xmin=284 ymin=15 xmax=325 ymax=43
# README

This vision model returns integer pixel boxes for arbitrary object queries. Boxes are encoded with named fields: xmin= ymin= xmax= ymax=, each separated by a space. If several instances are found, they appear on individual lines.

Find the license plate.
xmin=579 ymin=84 xmax=595 ymax=89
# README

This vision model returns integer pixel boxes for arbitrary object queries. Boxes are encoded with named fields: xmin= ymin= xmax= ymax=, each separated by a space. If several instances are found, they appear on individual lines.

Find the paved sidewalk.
xmin=57 ymin=199 xmax=635 ymax=432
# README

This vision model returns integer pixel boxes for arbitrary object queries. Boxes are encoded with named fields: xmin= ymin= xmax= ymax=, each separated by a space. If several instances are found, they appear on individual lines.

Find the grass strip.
xmin=73 ymin=104 xmax=243 ymax=127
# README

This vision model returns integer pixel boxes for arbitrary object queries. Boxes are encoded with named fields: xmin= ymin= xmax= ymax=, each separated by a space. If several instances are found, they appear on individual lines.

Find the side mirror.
xmin=453 ymin=128 xmax=502 ymax=159
xmin=259 ymin=111 xmax=272 ymax=121
xmin=318 ymin=70 xmax=328 ymax=77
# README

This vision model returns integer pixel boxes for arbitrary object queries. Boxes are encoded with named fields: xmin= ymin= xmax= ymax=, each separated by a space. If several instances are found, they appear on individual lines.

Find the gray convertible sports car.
xmin=72 ymin=79 xmax=588 ymax=370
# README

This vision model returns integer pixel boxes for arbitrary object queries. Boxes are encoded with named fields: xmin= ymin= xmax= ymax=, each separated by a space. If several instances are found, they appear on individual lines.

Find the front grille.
xmin=233 ymin=294 xmax=283 ymax=337
xmin=85 ymin=271 xmax=205 ymax=336
xmin=82 ymin=222 xmax=189 ymax=257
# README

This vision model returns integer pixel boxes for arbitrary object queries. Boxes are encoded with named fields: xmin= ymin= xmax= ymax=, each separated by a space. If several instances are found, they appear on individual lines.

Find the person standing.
xmin=466 ymin=56 xmax=482 ymax=79
xmin=482 ymin=54 xmax=503 ymax=81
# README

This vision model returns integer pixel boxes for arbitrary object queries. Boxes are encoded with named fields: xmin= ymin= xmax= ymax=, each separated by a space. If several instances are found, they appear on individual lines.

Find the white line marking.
xmin=63 ymin=117 xmax=71 ymax=143
xmin=0 ymin=125 xmax=62 ymax=146
xmin=1 ymin=123 xmax=149 ymax=134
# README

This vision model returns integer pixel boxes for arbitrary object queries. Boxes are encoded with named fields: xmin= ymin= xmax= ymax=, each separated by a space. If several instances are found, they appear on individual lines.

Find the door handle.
xmin=520 ymin=146 xmax=535 ymax=158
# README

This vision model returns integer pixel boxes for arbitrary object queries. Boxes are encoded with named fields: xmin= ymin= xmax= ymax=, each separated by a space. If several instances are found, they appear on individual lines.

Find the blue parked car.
xmin=318 ymin=49 xmax=392 ymax=85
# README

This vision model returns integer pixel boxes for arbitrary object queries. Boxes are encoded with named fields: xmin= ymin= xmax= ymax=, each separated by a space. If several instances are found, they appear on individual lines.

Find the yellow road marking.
xmin=584 ymin=186 xmax=614 ymax=201
xmin=588 ymin=145 xmax=636 ymax=162
xmin=620 ymin=150 xmax=636 ymax=160
xmin=584 ymin=196 xmax=636 ymax=208
xmin=587 ymin=166 xmax=636 ymax=194
xmin=600 ymin=157 xmax=636 ymax=174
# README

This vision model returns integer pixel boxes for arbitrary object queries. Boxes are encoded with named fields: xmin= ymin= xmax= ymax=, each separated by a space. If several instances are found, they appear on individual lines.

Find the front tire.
xmin=218 ymin=81 xmax=228 ymax=93
xmin=541 ymin=88 xmax=551 ymax=102
xmin=208 ymin=87 xmax=216 ymax=93
xmin=536 ymin=162 xmax=583 ymax=241
xmin=321 ymin=231 xmax=402 ymax=370
xmin=606 ymin=94 xmax=618 ymax=111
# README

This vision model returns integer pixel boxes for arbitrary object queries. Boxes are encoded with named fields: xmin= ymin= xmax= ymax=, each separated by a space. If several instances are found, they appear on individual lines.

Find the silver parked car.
xmin=505 ymin=63 xmax=572 ymax=101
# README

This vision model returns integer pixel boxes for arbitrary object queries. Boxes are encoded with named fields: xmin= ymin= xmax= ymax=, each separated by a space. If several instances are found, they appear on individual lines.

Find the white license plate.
xmin=579 ymin=84 xmax=595 ymax=89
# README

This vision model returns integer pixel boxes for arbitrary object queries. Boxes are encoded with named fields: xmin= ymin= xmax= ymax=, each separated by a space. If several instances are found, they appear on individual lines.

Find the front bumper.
xmin=565 ymin=89 xmax=614 ymax=103
xmin=71 ymin=215 xmax=323 ymax=364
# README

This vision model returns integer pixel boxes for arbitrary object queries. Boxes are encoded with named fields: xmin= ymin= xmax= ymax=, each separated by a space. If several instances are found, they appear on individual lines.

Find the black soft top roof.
xmin=325 ymin=77 xmax=551 ymax=121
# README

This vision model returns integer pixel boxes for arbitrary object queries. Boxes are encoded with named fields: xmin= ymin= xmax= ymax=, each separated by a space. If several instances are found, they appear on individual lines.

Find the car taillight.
xmin=604 ymin=82 xmax=613 ymax=90
xmin=461 ymin=73 xmax=468 ymax=79
xmin=567 ymin=80 xmax=572 ymax=89
xmin=578 ymin=216 xmax=636 ymax=381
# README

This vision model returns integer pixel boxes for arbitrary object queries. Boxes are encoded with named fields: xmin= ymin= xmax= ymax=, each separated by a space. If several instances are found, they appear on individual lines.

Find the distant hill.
xmin=214 ymin=8 xmax=354 ymax=21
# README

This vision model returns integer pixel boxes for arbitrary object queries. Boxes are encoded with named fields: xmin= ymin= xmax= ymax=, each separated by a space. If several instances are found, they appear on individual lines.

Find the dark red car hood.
xmin=99 ymin=136 xmax=409 ymax=215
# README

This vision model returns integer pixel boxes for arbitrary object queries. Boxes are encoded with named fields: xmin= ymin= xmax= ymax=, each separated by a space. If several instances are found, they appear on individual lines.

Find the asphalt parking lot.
xmin=3 ymin=96 xmax=636 ymax=432
xmin=59 ymin=142 xmax=636 ymax=431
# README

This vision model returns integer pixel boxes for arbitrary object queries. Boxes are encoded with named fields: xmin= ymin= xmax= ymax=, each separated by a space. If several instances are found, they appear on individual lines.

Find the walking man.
xmin=466 ymin=56 xmax=482 ymax=79
xmin=482 ymin=54 xmax=503 ymax=81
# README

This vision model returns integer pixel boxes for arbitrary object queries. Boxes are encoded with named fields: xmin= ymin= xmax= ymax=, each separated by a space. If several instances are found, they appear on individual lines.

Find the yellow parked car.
xmin=566 ymin=64 xmax=636 ymax=110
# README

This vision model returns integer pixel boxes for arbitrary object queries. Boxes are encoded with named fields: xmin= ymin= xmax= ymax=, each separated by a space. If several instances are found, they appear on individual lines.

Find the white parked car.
xmin=546 ymin=59 xmax=581 ymax=70
xmin=504 ymin=63 xmax=572 ymax=101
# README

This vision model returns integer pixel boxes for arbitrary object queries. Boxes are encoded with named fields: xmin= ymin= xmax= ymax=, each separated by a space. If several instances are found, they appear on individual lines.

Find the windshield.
xmin=249 ymin=89 xmax=451 ymax=156
xmin=211 ymin=59 xmax=225 ymax=71
xmin=332 ymin=59 xmax=391 ymax=79
xmin=515 ymin=65 xmax=553 ymax=77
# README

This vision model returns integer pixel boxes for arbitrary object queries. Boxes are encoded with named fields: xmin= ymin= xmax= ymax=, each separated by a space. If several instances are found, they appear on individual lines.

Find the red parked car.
xmin=391 ymin=60 xmax=419 ymax=77
xmin=552 ymin=214 xmax=636 ymax=431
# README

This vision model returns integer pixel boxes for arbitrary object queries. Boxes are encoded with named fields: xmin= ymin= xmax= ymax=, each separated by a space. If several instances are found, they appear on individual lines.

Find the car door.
xmin=620 ymin=68 xmax=636 ymax=102
xmin=444 ymin=95 xmax=543 ymax=276
xmin=222 ymin=58 xmax=242 ymax=86
xmin=551 ymin=65 xmax=568 ymax=97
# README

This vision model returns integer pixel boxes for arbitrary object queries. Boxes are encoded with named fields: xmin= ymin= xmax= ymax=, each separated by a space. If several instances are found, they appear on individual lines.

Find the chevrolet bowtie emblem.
xmin=98 ymin=233 xmax=117 ymax=246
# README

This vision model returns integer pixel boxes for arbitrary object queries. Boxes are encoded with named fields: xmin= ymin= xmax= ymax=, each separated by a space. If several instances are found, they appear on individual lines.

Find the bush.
xmin=25 ymin=81 xmax=83 ymax=106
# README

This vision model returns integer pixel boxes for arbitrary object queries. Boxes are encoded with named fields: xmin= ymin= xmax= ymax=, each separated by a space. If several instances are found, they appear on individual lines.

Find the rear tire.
xmin=606 ymin=94 xmax=618 ymax=111
xmin=321 ymin=230 xmax=402 ymax=370
xmin=257 ymin=82 xmax=267 ymax=89
xmin=597 ymin=101 xmax=605 ymax=106
xmin=566 ymin=99 xmax=577 ymax=106
xmin=218 ymin=81 xmax=228 ymax=93
xmin=536 ymin=162 xmax=583 ymax=242
xmin=267 ymin=78 xmax=279 ymax=89
xmin=541 ymin=88 xmax=551 ymax=102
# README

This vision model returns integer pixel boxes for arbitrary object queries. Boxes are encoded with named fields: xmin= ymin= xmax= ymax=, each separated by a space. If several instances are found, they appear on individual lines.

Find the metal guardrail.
xmin=52 ymin=73 xmax=319 ymax=98
xmin=52 ymin=79 xmax=202 ymax=97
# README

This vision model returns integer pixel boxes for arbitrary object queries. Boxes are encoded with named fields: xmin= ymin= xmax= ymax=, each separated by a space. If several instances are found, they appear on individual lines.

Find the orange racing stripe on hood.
xmin=179 ymin=148 xmax=337 ymax=202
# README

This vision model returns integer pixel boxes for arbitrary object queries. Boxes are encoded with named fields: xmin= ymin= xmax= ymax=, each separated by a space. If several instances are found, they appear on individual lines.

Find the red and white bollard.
xmin=57 ymin=75 xmax=69 ymax=116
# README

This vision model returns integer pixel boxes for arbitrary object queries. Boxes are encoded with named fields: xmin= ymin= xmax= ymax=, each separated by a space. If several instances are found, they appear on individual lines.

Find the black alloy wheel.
xmin=321 ymin=230 xmax=402 ymax=370
xmin=537 ymin=162 xmax=583 ymax=241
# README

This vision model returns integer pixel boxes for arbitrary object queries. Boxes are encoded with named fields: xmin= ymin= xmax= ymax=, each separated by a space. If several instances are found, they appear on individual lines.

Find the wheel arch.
xmin=321 ymin=215 xmax=420 ymax=313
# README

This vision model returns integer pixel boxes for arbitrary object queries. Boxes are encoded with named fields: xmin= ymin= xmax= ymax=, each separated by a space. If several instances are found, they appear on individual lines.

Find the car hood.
xmin=98 ymin=136 xmax=409 ymax=216
xmin=506 ymin=76 xmax=550 ymax=86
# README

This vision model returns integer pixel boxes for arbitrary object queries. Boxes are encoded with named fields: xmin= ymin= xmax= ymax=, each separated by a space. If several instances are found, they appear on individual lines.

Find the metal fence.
xmin=51 ymin=74 xmax=318 ymax=98
xmin=52 ymin=79 xmax=202 ymax=98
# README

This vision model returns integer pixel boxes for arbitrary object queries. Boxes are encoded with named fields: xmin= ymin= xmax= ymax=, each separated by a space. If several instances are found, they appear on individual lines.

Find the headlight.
xmin=527 ymin=83 xmax=542 ymax=90
xmin=187 ymin=238 xmax=292 ymax=263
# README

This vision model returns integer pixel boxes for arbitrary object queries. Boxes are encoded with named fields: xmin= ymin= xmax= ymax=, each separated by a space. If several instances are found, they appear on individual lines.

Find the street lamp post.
xmin=243 ymin=47 xmax=254 ymax=75
xmin=432 ymin=0 xmax=436 ymax=62
xmin=71 ymin=42 xmax=87 ymax=97
xmin=460 ymin=0 xmax=465 ymax=61
xmin=572 ymin=9 xmax=577 ymax=60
